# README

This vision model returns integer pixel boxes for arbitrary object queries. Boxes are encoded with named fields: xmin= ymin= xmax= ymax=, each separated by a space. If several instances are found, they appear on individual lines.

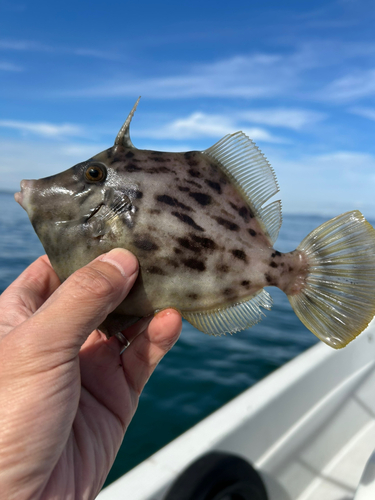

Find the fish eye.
xmin=85 ymin=163 xmax=107 ymax=183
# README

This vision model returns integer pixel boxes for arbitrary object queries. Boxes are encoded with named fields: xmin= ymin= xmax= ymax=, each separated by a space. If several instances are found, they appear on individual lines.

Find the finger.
xmin=122 ymin=309 xmax=182 ymax=397
xmin=0 ymin=255 xmax=60 ymax=338
xmin=15 ymin=248 xmax=139 ymax=357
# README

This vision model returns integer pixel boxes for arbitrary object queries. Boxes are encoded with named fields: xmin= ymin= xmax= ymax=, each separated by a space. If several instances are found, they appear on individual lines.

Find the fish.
xmin=15 ymin=98 xmax=375 ymax=348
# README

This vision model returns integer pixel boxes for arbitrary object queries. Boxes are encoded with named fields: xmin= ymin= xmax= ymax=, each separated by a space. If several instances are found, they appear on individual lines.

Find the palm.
xmin=38 ymin=332 xmax=136 ymax=499
xmin=0 ymin=255 xmax=181 ymax=500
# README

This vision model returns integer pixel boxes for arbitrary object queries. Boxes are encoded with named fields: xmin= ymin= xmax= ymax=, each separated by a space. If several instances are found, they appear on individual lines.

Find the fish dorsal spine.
xmin=114 ymin=96 xmax=141 ymax=149
xmin=203 ymin=132 xmax=282 ymax=245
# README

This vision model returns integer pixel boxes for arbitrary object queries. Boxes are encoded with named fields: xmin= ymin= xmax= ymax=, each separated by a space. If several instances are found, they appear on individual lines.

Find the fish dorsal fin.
xmin=181 ymin=289 xmax=273 ymax=336
xmin=114 ymin=96 xmax=141 ymax=149
xmin=203 ymin=132 xmax=282 ymax=244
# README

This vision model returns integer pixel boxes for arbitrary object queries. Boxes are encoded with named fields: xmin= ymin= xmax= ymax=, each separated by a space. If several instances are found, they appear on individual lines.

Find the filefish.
xmin=15 ymin=98 xmax=375 ymax=348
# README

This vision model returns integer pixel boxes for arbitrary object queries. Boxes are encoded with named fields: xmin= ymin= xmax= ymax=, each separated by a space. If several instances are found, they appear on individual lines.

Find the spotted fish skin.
xmin=23 ymin=144 xmax=307 ymax=322
xmin=16 ymin=99 xmax=375 ymax=348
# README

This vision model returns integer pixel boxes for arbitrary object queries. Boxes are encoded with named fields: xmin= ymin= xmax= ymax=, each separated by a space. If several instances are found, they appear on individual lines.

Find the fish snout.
xmin=14 ymin=179 xmax=36 ymax=211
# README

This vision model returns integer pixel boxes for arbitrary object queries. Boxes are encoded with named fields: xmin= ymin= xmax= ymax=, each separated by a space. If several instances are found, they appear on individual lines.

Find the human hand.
xmin=0 ymin=249 xmax=182 ymax=500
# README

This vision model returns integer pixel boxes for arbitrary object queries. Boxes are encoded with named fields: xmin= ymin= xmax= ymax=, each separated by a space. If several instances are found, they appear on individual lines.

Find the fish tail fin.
xmin=288 ymin=211 xmax=375 ymax=348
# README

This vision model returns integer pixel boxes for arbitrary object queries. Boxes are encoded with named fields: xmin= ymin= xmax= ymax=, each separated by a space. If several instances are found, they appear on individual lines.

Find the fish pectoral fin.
xmin=181 ymin=289 xmax=272 ymax=336
xmin=203 ymin=131 xmax=282 ymax=244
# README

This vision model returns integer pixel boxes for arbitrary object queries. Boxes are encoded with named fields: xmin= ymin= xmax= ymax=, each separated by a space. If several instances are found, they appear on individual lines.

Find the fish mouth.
xmin=14 ymin=179 xmax=35 ymax=211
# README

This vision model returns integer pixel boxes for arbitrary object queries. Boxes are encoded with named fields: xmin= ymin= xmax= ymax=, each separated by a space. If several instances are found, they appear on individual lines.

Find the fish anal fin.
xmin=182 ymin=289 xmax=272 ymax=336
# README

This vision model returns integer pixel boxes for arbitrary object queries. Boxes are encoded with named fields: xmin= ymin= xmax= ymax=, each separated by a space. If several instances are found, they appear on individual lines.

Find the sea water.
xmin=0 ymin=191 xmax=355 ymax=485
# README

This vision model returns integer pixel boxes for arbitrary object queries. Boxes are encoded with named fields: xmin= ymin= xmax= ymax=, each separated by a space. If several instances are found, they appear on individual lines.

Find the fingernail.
xmin=99 ymin=249 xmax=138 ymax=278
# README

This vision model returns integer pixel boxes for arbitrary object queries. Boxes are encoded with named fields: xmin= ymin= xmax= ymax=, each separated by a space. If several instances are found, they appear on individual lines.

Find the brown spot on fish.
xmin=187 ymin=292 xmax=199 ymax=300
xmin=125 ymin=163 xmax=142 ymax=172
xmin=189 ymin=192 xmax=212 ymax=206
xmin=217 ymin=263 xmax=229 ymax=273
xmin=265 ymin=273 xmax=276 ymax=286
xmin=148 ymin=209 xmax=161 ymax=215
xmin=125 ymin=151 xmax=135 ymax=158
xmin=204 ymin=179 xmax=222 ymax=194
xmin=248 ymin=229 xmax=257 ymax=237
xmin=150 ymin=156 xmax=171 ymax=162
xmin=231 ymin=249 xmax=247 ymax=262
xmin=146 ymin=266 xmax=165 ymax=275
xmin=270 ymin=261 xmax=278 ymax=268
xmin=182 ymin=258 xmax=206 ymax=271
xmin=148 ymin=166 xmax=175 ymax=174
xmin=177 ymin=237 xmax=201 ymax=253
xmin=171 ymin=211 xmax=204 ymax=232
xmin=190 ymin=234 xmax=217 ymax=250
xmin=188 ymin=168 xmax=201 ymax=178
xmin=271 ymin=251 xmax=282 ymax=258
xmin=241 ymin=280 xmax=251 ymax=289
xmin=239 ymin=206 xmax=252 ymax=221
xmin=174 ymin=247 xmax=182 ymax=254
xmin=156 ymin=194 xmax=192 ymax=211
xmin=166 ymin=258 xmax=179 ymax=268
xmin=133 ymin=237 xmax=159 ymax=251
xmin=186 ymin=179 xmax=202 ymax=188
xmin=223 ymin=288 xmax=234 ymax=297
xmin=215 ymin=216 xmax=239 ymax=232
xmin=127 ymin=188 xmax=143 ymax=199
xmin=178 ymin=186 xmax=190 ymax=192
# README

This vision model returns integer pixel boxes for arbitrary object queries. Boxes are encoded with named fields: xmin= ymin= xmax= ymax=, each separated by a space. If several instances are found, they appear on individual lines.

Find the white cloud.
xmin=56 ymin=41 xmax=375 ymax=102
xmin=321 ymin=69 xmax=375 ymax=101
xmin=0 ymin=39 xmax=118 ymax=60
xmin=0 ymin=39 xmax=47 ymax=51
xmin=0 ymin=120 xmax=84 ymax=138
xmin=0 ymin=61 xmax=22 ymax=71
xmin=135 ymin=112 xmax=288 ymax=143
xmin=61 ymin=54 xmax=297 ymax=99
xmin=349 ymin=106 xmax=375 ymax=121
xmin=270 ymin=150 xmax=375 ymax=216
xmin=136 ymin=112 xmax=233 ymax=139
xmin=239 ymin=108 xmax=326 ymax=130
xmin=0 ymin=139 xmax=106 ymax=191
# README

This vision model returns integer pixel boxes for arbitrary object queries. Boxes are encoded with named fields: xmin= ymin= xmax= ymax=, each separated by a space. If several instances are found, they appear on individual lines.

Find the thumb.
xmin=16 ymin=248 xmax=139 ymax=358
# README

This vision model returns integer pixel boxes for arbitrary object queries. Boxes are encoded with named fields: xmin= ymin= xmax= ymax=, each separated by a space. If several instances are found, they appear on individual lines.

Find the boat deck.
xmin=98 ymin=321 xmax=375 ymax=500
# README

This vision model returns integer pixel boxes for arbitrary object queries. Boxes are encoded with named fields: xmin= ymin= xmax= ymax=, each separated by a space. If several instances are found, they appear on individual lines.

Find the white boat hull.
xmin=98 ymin=320 xmax=375 ymax=500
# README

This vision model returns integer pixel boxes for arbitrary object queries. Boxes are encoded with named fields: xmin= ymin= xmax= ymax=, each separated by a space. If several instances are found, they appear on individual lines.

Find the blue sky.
xmin=1 ymin=0 xmax=375 ymax=217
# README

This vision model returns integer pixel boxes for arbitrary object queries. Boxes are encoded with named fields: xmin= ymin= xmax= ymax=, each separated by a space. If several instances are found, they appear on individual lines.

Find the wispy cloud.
xmin=61 ymin=54 xmax=297 ymax=99
xmin=272 ymin=149 xmax=375 ymax=216
xmin=0 ymin=38 xmax=118 ymax=60
xmin=0 ymin=39 xmax=51 ymax=51
xmin=321 ymin=69 xmax=375 ymax=102
xmin=0 ymin=139 xmax=107 ymax=191
xmin=135 ymin=111 xmax=288 ymax=143
xmin=349 ymin=106 xmax=375 ymax=121
xmin=239 ymin=108 xmax=326 ymax=130
xmin=57 ymin=41 xmax=375 ymax=102
xmin=0 ymin=120 xmax=83 ymax=138
xmin=0 ymin=61 xmax=23 ymax=71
